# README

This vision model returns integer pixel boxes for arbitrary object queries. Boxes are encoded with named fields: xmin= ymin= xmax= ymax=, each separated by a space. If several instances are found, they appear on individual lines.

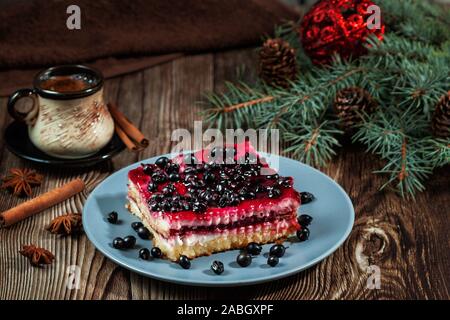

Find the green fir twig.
xmin=201 ymin=0 xmax=450 ymax=197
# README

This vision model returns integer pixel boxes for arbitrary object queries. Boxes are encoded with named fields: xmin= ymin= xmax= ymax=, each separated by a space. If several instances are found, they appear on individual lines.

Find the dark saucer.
xmin=5 ymin=121 xmax=125 ymax=167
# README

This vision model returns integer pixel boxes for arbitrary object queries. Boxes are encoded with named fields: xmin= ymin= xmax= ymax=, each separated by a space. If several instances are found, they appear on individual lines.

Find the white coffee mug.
xmin=7 ymin=65 xmax=114 ymax=159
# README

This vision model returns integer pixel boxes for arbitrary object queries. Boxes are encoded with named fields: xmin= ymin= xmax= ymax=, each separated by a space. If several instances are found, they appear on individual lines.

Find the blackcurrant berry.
xmin=123 ymin=235 xmax=136 ymax=248
xmin=179 ymin=255 xmax=191 ymax=269
xmin=162 ymin=184 xmax=174 ymax=195
xmin=139 ymin=248 xmax=150 ymax=260
xmin=298 ymin=214 xmax=313 ymax=226
xmin=203 ymin=171 xmax=216 ymax=183
xmin=297 ymin=227 xmax=310 ymax=242
xmin=267 ymin=255 xmax=279 ymax=267
xmin=137 ymin=226 xmax=151 ymax=240
xmin=269 ymin=244 xmax=286 ymax=257
xmin=236 ymin=253 xmax=252 ymax=267
xmin=211 ymin=260 xmax=224 ymax=275
xmin=192 ymin=201 xmax=207 ymax=213
xmin=143 ymin=165 xmax=153 ymax=175
xmin=266 ymin=173 xmax=279 ymax=180
xmin=131 ymin=221 xmax=143 ymax=231
xmin=107 ymin=211 xmax=118 ymax=224
xmin=112 ymin=237 xmax=125 ymax=249
xmin=246 ymin=242 xmax=262 ymax=255
xmin=155 ymin=156 xmax=169 ymax=168
xmin=268 ymin=187 xmax=282 ymax=198
xmin=147 ymin=182 xmax=157 ymax=192
xmin=300 ymin=192 xmax=315 ymax=204
xmin=151 ymin=172 xmax=166 ymax=184
xmin=151 ymin=247 xmax=162 ymax=258
xmin=149 ymin=201 xmax=160 ymax=211
xmin=167 ymin=163 xmax=180 ymax=174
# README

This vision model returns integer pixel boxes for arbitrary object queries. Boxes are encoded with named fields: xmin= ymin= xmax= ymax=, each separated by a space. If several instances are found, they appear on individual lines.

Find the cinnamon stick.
xmin=0 ymin=178 xmax=85 ymax=228
xmin=115 ymin=124 xmax=142 ymax=152
xmin=108 ymin=103 xmax=149 ymax=148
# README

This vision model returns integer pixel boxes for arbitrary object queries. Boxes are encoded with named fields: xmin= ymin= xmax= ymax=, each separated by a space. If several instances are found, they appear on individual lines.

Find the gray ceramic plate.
xmin=83 ymin=153 xmax=354 ymax=286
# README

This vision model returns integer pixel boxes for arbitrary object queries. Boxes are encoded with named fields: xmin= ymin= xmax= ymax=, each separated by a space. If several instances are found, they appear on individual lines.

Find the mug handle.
xmin=7 ymin=88 xmax=39 ymax=124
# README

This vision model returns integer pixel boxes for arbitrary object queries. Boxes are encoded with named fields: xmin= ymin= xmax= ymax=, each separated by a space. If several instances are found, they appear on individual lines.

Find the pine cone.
xmin=259 ymin=38 xmax=297 ymax=88
xmin=431 ymin=91 xmax=450 ymax=138
xmin=333 ymin=87 xmax=377 ymax=132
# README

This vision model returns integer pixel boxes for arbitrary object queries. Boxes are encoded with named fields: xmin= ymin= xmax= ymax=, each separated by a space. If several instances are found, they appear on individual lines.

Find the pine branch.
xmin=201 ymin=82 xmax=272 ymax=129
xmin=204 ymin=60 xmax=366 ymax=129
xmin=393 ymin=59 xmax=449 ymax=114
xmin=353 ymin=108 xmax=435 ymax=197
xmin=428 ymin=139 xmax=450 ymax=167
xmin=200 ymin=0 xmax=450 ymax=197
xmin=365 ymin=34 xmax=434 ymax=63
xmin=284 ymin=118 xmax=342 ymax=168
xmin=223 ymin=96 xmax=275 ymax=113
xmin=399 ymin=136 xmax=408 ymax=182
xmin=378 ymin=0 xmax=450 ymax=45
xmin=363 ymin=34 xmax=449 ymax=114
xmin=376 ymin=136 xmax=433 ymax=198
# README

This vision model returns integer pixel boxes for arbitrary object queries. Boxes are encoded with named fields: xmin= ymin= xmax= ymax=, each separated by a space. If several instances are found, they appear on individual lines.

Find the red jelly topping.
xmin=128 ymin=143 xmax=300 ymax=224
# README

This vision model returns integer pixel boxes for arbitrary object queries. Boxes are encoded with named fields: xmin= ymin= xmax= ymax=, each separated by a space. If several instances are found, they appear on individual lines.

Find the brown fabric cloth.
xmin=0 ymin=0 xmax=298 ymax=96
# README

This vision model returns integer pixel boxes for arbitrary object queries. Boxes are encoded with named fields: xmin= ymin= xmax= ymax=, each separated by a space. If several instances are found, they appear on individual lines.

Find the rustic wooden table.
xmin=0 ymin=49 xmax=449 ymax=300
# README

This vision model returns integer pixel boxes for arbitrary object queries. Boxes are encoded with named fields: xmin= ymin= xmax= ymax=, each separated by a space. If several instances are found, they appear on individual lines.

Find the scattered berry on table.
xmin=300 ymin=192 xmax=315 ymax=204
xmin=269 ymin=244 xmax=286 ymax=257
xmin=179 ymin=255 xmax=191 ymax=269
xmin=297 ymin=227 xmax=310 ymax=242
xmin=107 ymin=211 xmax=118 ymax=224
xmin=151 ymin=247 xmax=162 ymax=258
xmin=131 ymin=221 xmax=143 ymax=231
xmin=112 ymin=237 xmax=125 ymax=249
xmin=236 ymin=252 xmax=252 ymax=267
xmin=267 ymin=255 xmax=279 ymax=267
xmin=298 ymin=214 xmax=313 ymax=226
xmin=246 ymin=242 xmax=262 ymax=255
xmin=211 ymin=260 xmax=225 ymax=275
xmin=137 ymin=226 xmax=151 ymax=239
xmin=123 ymin=235 xmax=136 ymax=248
xmin=139 ymin=248 xmax=150 ymax=260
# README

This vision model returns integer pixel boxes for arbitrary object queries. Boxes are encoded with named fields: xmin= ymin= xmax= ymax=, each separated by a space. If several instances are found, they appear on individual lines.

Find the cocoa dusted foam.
xmin=40 ymin=75 xmax=92 ymax=93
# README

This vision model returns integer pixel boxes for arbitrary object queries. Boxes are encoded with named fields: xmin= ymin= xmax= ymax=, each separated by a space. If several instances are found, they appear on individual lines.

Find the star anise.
xmin=47 ymin=213 xmax=83 ymax=236
xmin=1 ymin=168 xmax=43 ymax=197
xmin=19 ymin=244 xmax=55 ymax=267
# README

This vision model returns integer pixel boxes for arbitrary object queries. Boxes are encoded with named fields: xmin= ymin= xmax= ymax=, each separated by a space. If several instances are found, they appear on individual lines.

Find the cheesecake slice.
xmin=126 ymin=144 xmax=301 ymax=261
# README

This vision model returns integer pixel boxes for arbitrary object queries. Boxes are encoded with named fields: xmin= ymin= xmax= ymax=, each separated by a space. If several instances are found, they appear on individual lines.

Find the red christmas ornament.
xmin=299 ymin=0 xmax=385 ymax=64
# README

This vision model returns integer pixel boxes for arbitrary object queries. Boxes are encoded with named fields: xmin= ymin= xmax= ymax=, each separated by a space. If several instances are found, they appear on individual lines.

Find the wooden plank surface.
xmin=0 ymin=49 xmax=449 ymax=300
